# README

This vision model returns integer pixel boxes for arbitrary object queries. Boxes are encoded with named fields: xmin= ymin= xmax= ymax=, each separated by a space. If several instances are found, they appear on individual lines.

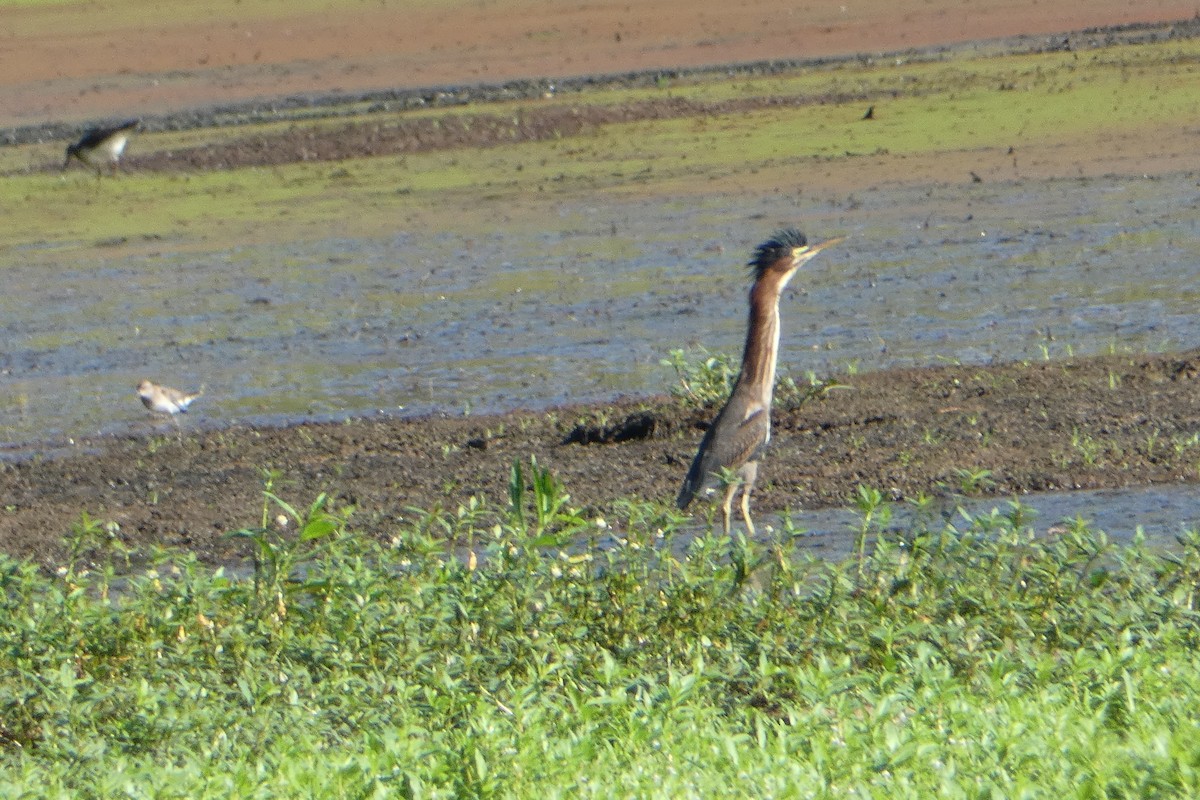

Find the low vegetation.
xmin=662 ymin=347 xmax=846 ymax=411
xmin=3 ymin=465 xmax=1200 ymax=798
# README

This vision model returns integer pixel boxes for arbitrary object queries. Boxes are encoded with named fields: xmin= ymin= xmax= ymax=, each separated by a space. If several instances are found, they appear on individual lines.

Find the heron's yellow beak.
xmin=793 ymin=235 xmax=846 ymax=261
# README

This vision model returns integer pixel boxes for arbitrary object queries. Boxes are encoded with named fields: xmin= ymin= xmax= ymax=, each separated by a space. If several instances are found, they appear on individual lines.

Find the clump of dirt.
xmin=121 ymin=95 xmax=856 ymax=173
xmin=564 ymin=412 xmax=660 ymax=445
xmin=4 ymin=350 xmax=1199 ymax=567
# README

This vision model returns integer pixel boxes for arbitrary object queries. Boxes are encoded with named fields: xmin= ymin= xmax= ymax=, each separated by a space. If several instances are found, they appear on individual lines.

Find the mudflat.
xmin=5 ymin=350 xmax=1200 ymax=565
xmin=3 ymin=2 xmax=1199 ymax=564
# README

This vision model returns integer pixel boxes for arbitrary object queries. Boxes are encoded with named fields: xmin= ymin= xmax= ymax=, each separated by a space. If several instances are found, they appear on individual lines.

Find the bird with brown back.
xmin=676 ymin=228 xmax=844 ymax=534
xmin=137 ymin=379 xmax=202 ymax=435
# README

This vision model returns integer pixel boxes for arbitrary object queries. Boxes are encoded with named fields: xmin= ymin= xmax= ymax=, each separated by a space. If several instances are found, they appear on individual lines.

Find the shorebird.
xmin=676 ymin=228 xmax=844 ymax=535
xmin=137 ymin=379 xmax=202 ymax=429
xmin=64 ymin=119 xmax=139 ymax=175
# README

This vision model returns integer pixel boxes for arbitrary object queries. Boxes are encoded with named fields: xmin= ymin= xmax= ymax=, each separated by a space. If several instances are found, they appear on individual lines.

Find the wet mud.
xmin=4 ymin=350 xmax=1200 ymax=566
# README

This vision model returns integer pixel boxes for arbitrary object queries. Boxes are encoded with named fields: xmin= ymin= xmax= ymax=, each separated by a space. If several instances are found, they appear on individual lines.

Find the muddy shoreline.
xmin=5 ymin=350 xmax=1200 ymax=566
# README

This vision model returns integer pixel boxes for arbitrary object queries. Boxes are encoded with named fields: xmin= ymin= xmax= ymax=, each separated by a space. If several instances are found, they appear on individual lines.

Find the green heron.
xmin=676 ymin=228 xmax=844 ymax=534
xmin=64 ymin=119 xmax=139 ymax=175
xmin=137 ymin=379 xmax=202 ymax=428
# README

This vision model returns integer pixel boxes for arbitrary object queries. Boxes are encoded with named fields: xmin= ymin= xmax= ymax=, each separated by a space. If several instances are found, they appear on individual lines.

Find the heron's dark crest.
xmin=749 ymin=228 xmax=808 ymax=278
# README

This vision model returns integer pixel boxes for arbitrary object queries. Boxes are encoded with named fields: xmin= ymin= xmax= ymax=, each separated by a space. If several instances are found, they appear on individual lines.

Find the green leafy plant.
xmin=850 ymin=484 xmax=892 ymax=574
xmin=774 ymin=371 xmax=850 ymax=411
xmin=952 ymin=466 xmax=996 ymax=495
xmin=661 ymin=347 xmax=737 ymax=408
xmin=227 ymin=470 xmax=348 ymax=612
xmin=61 ymin=511 xmax=130 ymax=599
xmin=9 ymin=462 xmax=1200 ymax=797
xmin=1071 ymin=427 xmax=1105 ymax=466
xmin=508 ymin=455 xmax=586 ymax=541
xmin=663 ymin=347 xmax=844 ymax=410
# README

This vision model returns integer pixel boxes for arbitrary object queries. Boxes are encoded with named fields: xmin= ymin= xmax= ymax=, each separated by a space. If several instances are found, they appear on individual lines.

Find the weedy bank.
xmin=3 ymin=466 xmax=1200 ymax=798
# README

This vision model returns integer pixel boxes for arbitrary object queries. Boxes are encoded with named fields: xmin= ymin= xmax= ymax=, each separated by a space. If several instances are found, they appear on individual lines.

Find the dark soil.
xmin=5 ymin=350 xmax=1200 ymax=566
xmin=125 ymin=95 xmax=859 ymax=173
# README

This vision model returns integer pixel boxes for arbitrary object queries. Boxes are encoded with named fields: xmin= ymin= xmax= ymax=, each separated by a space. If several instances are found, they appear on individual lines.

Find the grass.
xmin=4 ymin=469 xmax=1200 ymax=797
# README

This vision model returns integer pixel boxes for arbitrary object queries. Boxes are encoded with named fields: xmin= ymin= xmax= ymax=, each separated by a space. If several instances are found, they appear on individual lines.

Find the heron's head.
xmin=749 ymin=228 xmax=845 ymax=284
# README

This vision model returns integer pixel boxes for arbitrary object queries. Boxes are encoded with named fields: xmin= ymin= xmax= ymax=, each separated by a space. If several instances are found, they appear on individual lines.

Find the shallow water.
xmin=551 ymin=484 xmax=1200 ymax=566
xmin=781 ymin=483 xmax=1200 ymax=562
xmin=4 ymin=172 xmax=1198 ymax=452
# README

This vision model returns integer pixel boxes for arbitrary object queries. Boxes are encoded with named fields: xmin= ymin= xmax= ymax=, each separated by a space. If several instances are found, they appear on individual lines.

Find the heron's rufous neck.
xmin=733 ymin=269 xmax=794 ymax=410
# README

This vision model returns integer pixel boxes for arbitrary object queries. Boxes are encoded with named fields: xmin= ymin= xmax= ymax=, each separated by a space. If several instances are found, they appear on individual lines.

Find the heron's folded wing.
xmin=677 ymin=405 xmax=770 ymax=508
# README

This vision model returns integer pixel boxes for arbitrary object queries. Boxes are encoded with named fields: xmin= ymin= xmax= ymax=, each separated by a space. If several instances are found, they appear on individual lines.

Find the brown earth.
xmin=5 ymin=351 xmax=1200 ymax=566
xmin=4 ymin=2 xmax=1200 ymax=566
xmin=125 ymin=95 xmax=864 ymax=173
xmin=4 ymin=0 xmax=1193 ymax=128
